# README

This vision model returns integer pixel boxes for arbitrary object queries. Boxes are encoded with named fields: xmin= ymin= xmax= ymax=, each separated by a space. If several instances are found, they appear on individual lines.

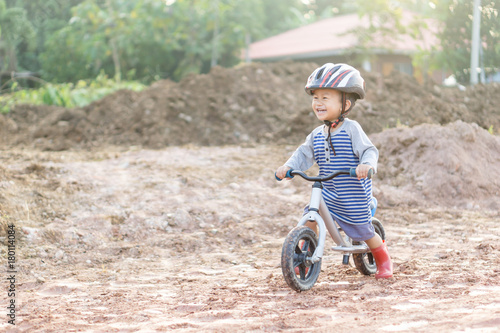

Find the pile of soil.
xmin=1 ymin=61 xmax=500 ymax=210
xmin=2 ymin=61 xmax=500 ymax=150
xmin=372 ymin=120 xmax=500 ymax=210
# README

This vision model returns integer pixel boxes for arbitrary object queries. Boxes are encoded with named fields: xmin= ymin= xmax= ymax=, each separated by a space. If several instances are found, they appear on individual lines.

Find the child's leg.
xmin=365 ymin=234 xmax=393 ymax=279
xmin=302 ymin=205 xmax=319 ymax=235
xmin=305 ymin=220 xmax=319 ymax=236
xmin=365 ymin=233 xmax=383 ymax=248
xmin=330 ymin=215 xmax=393 ymax=279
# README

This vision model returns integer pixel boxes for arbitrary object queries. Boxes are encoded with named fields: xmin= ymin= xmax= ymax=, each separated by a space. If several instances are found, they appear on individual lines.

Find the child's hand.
xmin=276 ymin=165 xmax=292 ymax=180
xmin=355 ymin=164 xmax=373 ymax=180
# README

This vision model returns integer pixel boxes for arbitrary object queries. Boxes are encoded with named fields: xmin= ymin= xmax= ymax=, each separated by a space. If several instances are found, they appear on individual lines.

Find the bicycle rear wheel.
xmin=281 ymin=226 xmax=321 ymax=292
xmin=352 ymin=217 xmax=385 ymax=275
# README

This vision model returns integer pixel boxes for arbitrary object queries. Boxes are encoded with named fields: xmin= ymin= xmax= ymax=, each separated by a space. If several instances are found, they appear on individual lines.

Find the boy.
xmin=276 ymin=63 xmax=392 ymax=279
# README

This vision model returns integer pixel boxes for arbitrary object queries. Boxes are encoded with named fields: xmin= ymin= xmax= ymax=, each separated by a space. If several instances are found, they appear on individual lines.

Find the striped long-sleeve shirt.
xmin=285 ymin=119 xmax=378 ymax=225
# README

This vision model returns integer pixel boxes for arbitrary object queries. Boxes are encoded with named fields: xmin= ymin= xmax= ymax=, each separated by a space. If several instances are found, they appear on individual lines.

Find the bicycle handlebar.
xmin=275 ymin=168 xmax=373 ymax=182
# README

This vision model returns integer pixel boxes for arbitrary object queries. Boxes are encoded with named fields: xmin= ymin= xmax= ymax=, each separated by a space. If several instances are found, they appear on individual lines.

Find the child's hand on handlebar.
xmin=355 ymin=164 xmax=373 ymax=180
xmin=276 ymin=165 xmax=292 ymax=180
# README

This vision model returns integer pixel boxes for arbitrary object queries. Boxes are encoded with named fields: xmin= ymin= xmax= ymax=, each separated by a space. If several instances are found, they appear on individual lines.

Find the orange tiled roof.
xmin=248 ymin=11 xmax=438 ymax=61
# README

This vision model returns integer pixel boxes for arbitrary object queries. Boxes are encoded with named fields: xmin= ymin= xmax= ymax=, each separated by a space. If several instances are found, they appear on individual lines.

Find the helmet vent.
xmin=316 ymin=68 xmax=325 ymax=79
xmin=330 ymin=66 xmax=341 ymax=76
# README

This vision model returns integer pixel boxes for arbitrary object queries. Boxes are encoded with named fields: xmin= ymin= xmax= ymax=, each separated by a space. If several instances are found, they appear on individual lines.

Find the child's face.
xmin=311 ymin=89 xmax=348 ymax=123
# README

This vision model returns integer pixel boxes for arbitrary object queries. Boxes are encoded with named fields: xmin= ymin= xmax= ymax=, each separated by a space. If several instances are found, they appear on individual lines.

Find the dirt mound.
xmin=2 ymin=61 xmax=500 ymax=210
xmin=2 ymin=61 xmax=500 ymax=150
xmin=359 ymin=71 xmax=500 ymax=134
xmin=372 ymin=120 xmax=500 ymax=210
xmin=2 ymin=62 xmax=316 ymax=150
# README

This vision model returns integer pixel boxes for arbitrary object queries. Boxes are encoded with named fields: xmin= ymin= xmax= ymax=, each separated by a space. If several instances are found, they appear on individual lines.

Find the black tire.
xmin=352 ymin=217 xmax=386 ymax=275
xmin=281 ymin=226 xmax=321 ymax=292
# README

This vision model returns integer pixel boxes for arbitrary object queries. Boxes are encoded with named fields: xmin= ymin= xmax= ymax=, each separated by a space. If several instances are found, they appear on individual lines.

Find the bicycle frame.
xmin=296 ymin=181 xmax=370 ymax=264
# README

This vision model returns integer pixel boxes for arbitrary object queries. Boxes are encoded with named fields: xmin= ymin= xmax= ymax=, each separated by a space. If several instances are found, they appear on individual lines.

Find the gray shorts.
xmin=303 ymin=206 xmax=375 ymax=242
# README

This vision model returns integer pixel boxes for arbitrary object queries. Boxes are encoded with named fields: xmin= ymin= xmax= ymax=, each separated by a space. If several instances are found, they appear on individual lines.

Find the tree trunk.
xmin=110 ymin=37 xmax=121 ymax=83
xmin=7 ymin=46 xmax=17 ymax=72
xmin=106 ymin=0 xmax=121 ymax=82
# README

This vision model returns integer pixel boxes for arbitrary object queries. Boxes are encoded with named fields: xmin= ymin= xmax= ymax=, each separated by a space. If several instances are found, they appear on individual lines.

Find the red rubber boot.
xmin=371 ymin=241 xmax=393 ymax=279
xmin=295 ymin=265 xmax=309 ymax=276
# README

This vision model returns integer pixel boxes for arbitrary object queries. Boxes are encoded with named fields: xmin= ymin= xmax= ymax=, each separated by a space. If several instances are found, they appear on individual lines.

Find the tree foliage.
xmin=5 ymin=0 xmax=82 ymax=73
xmin=1 ymin=0 xmax=498 ymax=85
xmin=347 ymin=0 xmax=410 ymax=63
xmin=39 ymin=0 xmax=313 ymax=83
xmin=0 ymin=0 xmax=35 ymax=72
xmin=434 ymin=0 xmax=500 ymax=83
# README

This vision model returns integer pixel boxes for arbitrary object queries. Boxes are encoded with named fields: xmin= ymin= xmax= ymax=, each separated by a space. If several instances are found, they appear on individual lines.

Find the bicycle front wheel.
xmin=281 ymin=226 xmax=321 ymax=292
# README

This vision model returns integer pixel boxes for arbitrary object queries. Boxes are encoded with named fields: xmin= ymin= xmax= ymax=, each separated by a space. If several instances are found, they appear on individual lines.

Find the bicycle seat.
xmin=370 ymin=197 xmax=378 ymax=217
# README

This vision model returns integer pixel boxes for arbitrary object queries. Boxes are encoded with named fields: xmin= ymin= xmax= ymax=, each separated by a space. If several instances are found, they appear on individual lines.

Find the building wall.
xmin=254 ymin=53 xmax=446 ymax=84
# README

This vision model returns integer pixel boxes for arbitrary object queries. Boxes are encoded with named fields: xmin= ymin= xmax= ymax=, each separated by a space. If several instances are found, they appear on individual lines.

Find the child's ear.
xmin=345 ymin=99 xmax=351 ymax=110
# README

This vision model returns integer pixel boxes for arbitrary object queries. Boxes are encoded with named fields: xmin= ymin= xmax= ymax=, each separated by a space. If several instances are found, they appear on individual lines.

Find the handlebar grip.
xmin=275 ymin=169 xmax=295 ymax=181
xmin=349 ymin=167 xmax=374 ymax=179
xmin=349 ymin=168 xmax=357 ymax=178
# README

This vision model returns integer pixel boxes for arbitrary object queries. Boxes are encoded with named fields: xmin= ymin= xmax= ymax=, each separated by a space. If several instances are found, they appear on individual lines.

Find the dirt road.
xmin=1 ymin=145 xmax=499 ymax=332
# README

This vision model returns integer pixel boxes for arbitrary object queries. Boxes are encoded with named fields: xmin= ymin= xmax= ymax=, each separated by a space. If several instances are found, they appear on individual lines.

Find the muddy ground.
xmin=1 ymin=142 xmax=499 ymax=332
xmin=1 ymin=61 xmax=500 ymax=332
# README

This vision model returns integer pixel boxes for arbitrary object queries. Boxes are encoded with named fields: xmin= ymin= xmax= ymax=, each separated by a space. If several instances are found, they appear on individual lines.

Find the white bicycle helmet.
xmin=305 ymin=63 xmax=365 ymax=99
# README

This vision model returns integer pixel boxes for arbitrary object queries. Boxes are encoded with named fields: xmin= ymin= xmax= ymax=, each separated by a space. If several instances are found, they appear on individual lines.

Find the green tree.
xmin=339 ymin=0 xmax=441 ymax=82
xmin=6 ymin=0 xmax=83 ymax=74
xmin=33 ymin=0 xmax=354 ymax=83
xmin=343 ymin=0 xmax=411 ymax=66
xmin=434 ymin=0 xmax=500 ymax=84
xmin=0 ymin=0 xmax=34 ymax=72
xmin=41 ymin=0 xmax=284 ymax=83
xmin=41 ymin=0 xmax=157 ymax=82
xmin=300 ymin=0 xmax=357 ymax=21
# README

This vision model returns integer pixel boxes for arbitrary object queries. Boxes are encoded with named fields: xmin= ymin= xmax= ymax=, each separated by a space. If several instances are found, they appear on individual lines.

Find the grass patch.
xmin=0 ymin=73 xmax=146 ymax=113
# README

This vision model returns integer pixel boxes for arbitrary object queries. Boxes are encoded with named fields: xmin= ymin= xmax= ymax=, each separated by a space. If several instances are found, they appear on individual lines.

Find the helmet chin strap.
xmin=324 ymin=92 xmax=350 ymax=156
